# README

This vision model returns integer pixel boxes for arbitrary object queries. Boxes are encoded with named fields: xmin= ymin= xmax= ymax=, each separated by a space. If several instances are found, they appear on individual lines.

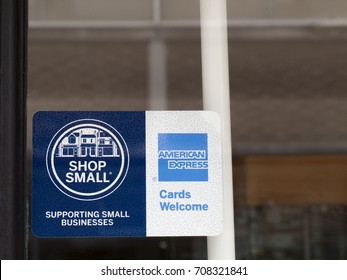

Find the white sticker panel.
xmin=146 ymin=111 xmax=223 ymax=236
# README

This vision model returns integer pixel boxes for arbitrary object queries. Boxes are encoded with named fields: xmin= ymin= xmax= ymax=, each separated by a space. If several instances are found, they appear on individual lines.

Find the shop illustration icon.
xmin=46 ymin=119 xmax=129 ymax=201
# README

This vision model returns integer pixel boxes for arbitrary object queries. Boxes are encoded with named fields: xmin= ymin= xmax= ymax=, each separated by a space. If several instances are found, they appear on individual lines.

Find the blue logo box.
xmin=32 ymin=111 xmax=146 ymax=237
xmin=158 ymin=133 xmax=208 ymax=182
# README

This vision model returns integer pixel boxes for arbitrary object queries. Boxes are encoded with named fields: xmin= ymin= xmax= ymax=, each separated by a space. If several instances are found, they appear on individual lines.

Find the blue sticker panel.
xmin=158 ymin=133 xmax=208 ymax=182
xmin=32 ymin=112 xmax=146 ymax=237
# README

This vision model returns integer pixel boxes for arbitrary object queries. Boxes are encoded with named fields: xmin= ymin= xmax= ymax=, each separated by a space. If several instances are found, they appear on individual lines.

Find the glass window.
xmin=27 ymin=0 xmax=347 ymax=260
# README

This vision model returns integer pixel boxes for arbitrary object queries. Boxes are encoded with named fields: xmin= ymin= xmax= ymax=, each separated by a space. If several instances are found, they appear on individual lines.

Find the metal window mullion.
xmin=0 ymin=0 xmax=27 ymax=260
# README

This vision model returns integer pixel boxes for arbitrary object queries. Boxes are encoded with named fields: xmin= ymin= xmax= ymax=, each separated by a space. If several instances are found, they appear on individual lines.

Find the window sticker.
xmin=32 ymin=111 xmax=222 ymax=237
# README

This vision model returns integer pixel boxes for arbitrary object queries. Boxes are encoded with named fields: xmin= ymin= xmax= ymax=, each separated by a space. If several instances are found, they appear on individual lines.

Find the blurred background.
xmin=28 ymin=0 xmax=347 ymax=259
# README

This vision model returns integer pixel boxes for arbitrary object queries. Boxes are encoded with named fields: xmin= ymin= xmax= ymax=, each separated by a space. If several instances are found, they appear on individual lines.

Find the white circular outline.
xmin=46 ymin=119 xmax=130 ymax=201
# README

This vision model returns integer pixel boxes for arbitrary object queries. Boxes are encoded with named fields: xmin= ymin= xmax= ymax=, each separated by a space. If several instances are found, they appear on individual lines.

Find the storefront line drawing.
xmin=55 ymin=128 xmax=120 ymax=158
